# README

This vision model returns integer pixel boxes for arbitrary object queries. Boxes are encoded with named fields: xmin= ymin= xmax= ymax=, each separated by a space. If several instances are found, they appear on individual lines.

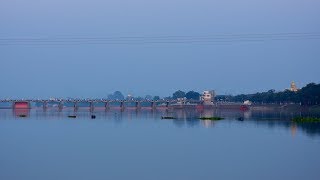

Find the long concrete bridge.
xmin=0 ymin=99 xmax=205 ymax=110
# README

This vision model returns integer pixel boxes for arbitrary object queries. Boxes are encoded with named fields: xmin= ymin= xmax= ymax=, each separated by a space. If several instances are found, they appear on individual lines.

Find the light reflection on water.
xmin=1 ymin=108 xmax=320 ymax=180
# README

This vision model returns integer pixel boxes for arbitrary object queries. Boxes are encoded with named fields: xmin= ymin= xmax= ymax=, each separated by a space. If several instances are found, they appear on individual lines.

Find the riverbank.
xmin=293 ymin=117 xmax=320 ymax=123
xmin=250 ymin=104 xmax=320 ymax=111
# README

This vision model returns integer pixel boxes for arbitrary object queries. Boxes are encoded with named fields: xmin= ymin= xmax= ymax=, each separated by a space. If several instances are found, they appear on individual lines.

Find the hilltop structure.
xmin=289 ymin=81 xmax=299 ymax=92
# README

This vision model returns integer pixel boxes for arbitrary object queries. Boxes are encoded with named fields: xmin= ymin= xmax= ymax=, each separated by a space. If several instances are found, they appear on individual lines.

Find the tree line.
xmin=107 ymin=90 xmax=202 ymax=101
xmin=216 ymin=83 xmax=320 ymax=105
xmin=107 ymin=82 xmax=319 ymax=105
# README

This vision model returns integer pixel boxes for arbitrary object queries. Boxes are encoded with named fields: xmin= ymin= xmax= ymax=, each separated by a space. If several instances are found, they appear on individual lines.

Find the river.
xmin=0 ymin=108 xmax=319 ymax=180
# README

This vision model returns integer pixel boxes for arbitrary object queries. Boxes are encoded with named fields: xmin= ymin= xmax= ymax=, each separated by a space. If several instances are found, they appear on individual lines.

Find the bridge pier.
xmin=104 ymin=102 xmax=110 ymax=110
xmin=166 ymin=101 xmax=170 ymax=108
xmin=151 ymin=101 xmax=156 ymax=109
xmin=73 ymin=102 xmax=78 ymax=111
xmin=135 ymin=102 xmax=141 ymax=109
xmin=120 ymin=101 xmax=125 ymax=110
xmin=43 ymin=101 xmax=48 ymax=109
xmin=89 ymin=102 xmax=94 ymax=111
xmin=58 ymin=102 xmax=63 ymax=110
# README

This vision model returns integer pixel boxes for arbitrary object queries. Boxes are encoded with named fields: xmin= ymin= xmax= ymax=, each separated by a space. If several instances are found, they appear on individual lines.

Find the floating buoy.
xmin=91 ymin=115 xmax=96 ymax=119
xmin=68 ymin=115 xmax=76 ymax=118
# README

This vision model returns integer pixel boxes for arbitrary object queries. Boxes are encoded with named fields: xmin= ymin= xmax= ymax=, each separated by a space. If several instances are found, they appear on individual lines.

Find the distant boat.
xmin=68 ymin=115 xmax=76 ymax=118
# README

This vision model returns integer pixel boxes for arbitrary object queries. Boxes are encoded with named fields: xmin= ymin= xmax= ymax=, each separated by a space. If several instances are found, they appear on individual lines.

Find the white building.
xmin=289 ymin=81 xmax=299 ymax=92
xmin=200 ymin=90 xmax=215 ymax=105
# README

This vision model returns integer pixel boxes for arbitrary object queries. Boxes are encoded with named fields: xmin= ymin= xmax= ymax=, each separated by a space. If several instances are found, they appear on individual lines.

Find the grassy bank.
xmin=292 ymin=117 xmax=320 ymax=123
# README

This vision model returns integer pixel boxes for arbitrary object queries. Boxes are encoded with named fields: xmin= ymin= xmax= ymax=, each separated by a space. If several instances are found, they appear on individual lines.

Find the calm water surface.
xmin=1 ymin=108 xmax=320 ymax=180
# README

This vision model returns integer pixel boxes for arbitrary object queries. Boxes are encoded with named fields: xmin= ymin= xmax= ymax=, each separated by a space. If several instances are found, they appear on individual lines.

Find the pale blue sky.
xmin=0 ymin=0 xmax=319 ymax=98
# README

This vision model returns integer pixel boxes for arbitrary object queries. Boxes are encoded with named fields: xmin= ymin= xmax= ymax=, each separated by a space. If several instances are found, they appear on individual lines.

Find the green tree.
xmin=153 ymin=96 xmax=160 ymax=101
xmin=185 ymin=91 xmax=200 ymax=100
xmin=172 ymin=90 xmax=186 ymax=99
xmin=218 ymin=83 xmax=320 ymax=105
xmin=299 ymin=83 xmax=320 ymax=105
xmin=107 ymin=91 xmax=124 ymax=100
xmin=145 ymin=95 xmax=153 ymax=100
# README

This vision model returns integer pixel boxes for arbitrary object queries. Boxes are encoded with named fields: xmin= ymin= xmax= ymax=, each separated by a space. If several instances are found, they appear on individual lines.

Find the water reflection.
xmin=1 ymin=108 xmax=320 ymax=137
xmin=291 ymin=123 xmax=297 ymax=137
xmin=13 ymin=108 xmax=30 ymax=118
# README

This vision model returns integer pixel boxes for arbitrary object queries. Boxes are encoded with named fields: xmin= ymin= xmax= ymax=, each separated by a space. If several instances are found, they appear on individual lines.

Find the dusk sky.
xmin=1 ymin=0 xmax=319 ymax=98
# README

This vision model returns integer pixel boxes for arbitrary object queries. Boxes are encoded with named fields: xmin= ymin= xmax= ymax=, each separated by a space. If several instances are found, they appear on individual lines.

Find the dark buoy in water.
xmin=237 ymin=117 xmax=244 ymax=121
xmin=91 ymin=115 xmax=96 ymax=119
xmin=68 ymin=115 xmax=76 ymax=118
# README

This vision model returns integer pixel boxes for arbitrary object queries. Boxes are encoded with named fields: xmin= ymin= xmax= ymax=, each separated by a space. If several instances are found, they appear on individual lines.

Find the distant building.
xmin=289 ymin=81 xmax=299 ymax=92
xmin=243 ymin=100 xmax=252 ymax=105
xmin=176 ymin=97 xmax=187 ymax=104
xmin=200 ymin=90 xmax=215 ymax=105
xmin=126 ymin=94 xmax=134 ymax=100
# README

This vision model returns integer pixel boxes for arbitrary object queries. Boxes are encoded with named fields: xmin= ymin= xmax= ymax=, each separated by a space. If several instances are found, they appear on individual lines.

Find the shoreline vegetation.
xmin=292 ymin=117 xmax=320 ymax=123
xmin=105 ymin=83 xmax=319 ymax=106
xmin=216 ymin=83 xmax=320 ymax=106
xmin=98 ymin=83 xmax=320 ymax=114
